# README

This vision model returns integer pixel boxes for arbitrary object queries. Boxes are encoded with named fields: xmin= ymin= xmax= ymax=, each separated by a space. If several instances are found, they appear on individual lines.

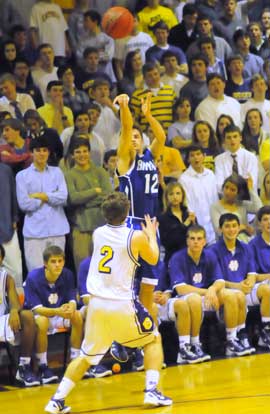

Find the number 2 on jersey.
xmin=98 ymin=246 xmax=114 ymax=274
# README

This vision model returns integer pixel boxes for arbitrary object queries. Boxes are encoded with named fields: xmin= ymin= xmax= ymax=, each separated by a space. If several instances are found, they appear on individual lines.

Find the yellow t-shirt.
xmin=38 ymin=103 xmax=74 ymax=134
xmin=138 ymin=6 xmax=178 ymax=41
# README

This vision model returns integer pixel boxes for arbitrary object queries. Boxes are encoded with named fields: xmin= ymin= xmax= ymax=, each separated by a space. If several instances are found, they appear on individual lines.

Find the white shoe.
xmin=144 ymin=388 xmax=172 ymax=407
xmin=44 ymin=399 xmax=71 ymax=414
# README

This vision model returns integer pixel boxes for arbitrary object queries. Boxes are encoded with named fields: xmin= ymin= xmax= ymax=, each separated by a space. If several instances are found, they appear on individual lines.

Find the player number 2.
xmin=98 ymin=246 xmax=114 ymax=274
xmin=145 ymin=173 xmax=158 ymax=194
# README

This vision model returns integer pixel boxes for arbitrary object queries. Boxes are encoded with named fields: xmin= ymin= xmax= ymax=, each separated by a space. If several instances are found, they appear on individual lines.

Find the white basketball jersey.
xmin=87 ymin=224 xmax=140 ymax=300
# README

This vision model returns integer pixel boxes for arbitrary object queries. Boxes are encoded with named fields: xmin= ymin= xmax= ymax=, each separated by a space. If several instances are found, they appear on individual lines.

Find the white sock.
xmin=19 ymin=356 xmax=31 ymax=366
xmin=54 ymin=377 xmax=75 ymax=400
xmin=145 ymin=369 xmax=159 ymax=391
xmin=262 ymin=317 xmax=270 ymax=323
xmin=226 ymin=328 xmax=237 ymax=340
xmin=191 ymin=335 xmax=200 ymax=345
xmin=70 ymin=348 xmax=80 ymax=359
xmin=36 ymin=352 xmax=47 ymax=365
xmin=237 ymin=324 xmax=245 ymax=332
xmin=179 ymin=335 xmax=190 ymax=348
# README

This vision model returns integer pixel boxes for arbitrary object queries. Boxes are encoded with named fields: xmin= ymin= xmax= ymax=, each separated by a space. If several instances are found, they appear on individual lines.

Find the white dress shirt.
xmin=179 ymin=165 xmax=219 ymax=244
xmin=0 ymin=93 xmax=36 ymax=117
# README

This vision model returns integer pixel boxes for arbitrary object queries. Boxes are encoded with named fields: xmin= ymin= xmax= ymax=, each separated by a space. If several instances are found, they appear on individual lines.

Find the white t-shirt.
xmin=114 ymin=32 xmax=154 ymax=64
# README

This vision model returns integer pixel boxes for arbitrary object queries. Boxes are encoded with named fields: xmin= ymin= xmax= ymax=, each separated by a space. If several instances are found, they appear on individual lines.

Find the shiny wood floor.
xmin=1 ymin=354 xmax=270 ymax=414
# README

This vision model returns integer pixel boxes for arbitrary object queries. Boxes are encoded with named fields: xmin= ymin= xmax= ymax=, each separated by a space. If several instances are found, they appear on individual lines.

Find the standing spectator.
xmin=0 ymin=73 xmax=36 ymax=118
xmin=14 ymin=57 xmax=44 ymax=108
xmin=198 ymin=37 xmax=226 ymax=79
xmin=233 ymin=29 xmax=264 ymax=79
xmin=196 ymin=0 xmax=219 ymax=21
xmin=179 ymin=145 xmax=218 ymax=244
xmin=160 ymin=50 xmax=189 ymax=95
xmin=213 ymin=0 xmax=243 ymax=47
xmin=31 ymin=43 xmax=58 ymax=102
xmin=0 ymin=164 xmax=22 ymax=287
xmin=130 ymin=62 xmax=176 ymax=132
xmin=225 ymin=54 xmax=252 ymax=104
xmin=9 ymin=24 xmax=37 ymax=65
xmin=37 ymin=80 xmax=74 ymax=135
xmin=168 ymin=3 xmax=198 ymax=53
xmin=64 ymin=139 xmax=111 ymax=270
xmin=57 ymin=65 xmax=89 ymax=114
xmin=138 ymin=0 xmax=178 ymax=41
xmin=16 ymin=136 xmax=70 ymax=271
xmin=261 ymin=7 xmax=270 ymax=37
xmin=29 ymin=0 xmax=70 ymax=63
xmin=195 ymin=73 xmax=241 ymax=129
xmin=68 ymin=0 xmax=90 ymax=55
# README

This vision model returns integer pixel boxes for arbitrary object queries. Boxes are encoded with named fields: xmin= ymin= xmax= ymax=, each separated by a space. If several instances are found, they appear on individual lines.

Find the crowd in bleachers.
xmin=0 ymin=0 xmax=270 ymax=388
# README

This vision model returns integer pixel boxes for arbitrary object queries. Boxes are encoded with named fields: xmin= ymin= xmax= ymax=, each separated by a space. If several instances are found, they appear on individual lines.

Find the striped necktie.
xmin=10 ymin=101 xmax=24 ymax=121
xmin=231 ymin=153 xmax=238 ymax=175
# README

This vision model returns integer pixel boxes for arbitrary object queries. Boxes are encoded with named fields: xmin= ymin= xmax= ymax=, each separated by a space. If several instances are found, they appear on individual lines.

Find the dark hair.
xmin=24 ymin=109 xmax=44 ymax=124
xmin=216 ymin=114 xmax=234 ymax=145
xmin=250 ymin=73 xmax=266 ymax=88
xmin=142 ymin=61 xmax=159 ymax=77
xmin=46 ymin=80 xmax=63 ymax=92
xmin=223 ymin=124 xmax=242 ymax=137
xmin=242 ymin=108 xmax=263 ymax=154
xmin=222 ymin=174 xmax=240 ymax=192
xmin=247 ymin=21 xmax=262 ymax=33
xmin=57 ymin=65 xmax=73 ymax=79
xmin=172 ymin=96 xmax=191 ymax=121
xmin=102 ymin=192 xmax=130 ymax=224
xmin=1 ymin=118 xmax=25 ymax=135
xmin=84 ymin=10 xmax=101 ymax=25
xmin=187 ymin=224 xmax=206 ymax=238
xmin=160 ymin=50 xmax=180 ymax=65
xmin=197 ymin=14 xmax=213 ymax=23
xmin=183 ymin=3 xmax=198 ymax=16
xmin=30 ymin=135 xmax=50 ymax=151
xmin=226 ymin=54 xmax=244 ymax=68
xmin=198 ymin=36 xmax=216 ymax=50
xmin=83 ymin=46 xmax=99 ymax=59
xmin=233 ymin=28 xmax=250 ymax=44
xmin=219 ymin=213 xmax=240 ymax=228
xmin=257 ymin=206 xmax=270 ymax=222
xmin=69 ymin=137 xmax=91 ymax=154
xmin=14 ymin=57 xmax=30 ymax=67
xmin=151 ymin=20 xmax=169 ymax=32
xmin=104 ymin=149 xmax=117 ymax=164
xmin=192 ymin=120 xmax=220 ymax=155
xmin=85 ymin=101 xmax=101 ymax=113
xmin=222 ymin=174 xmax=250 ymax=202
xmin=0 ymin=244 xmax=5 ymax=260
xmin=37 ymin=43 xmax=53 ymax=56
xmin=206 ymin=72 xmax=225 ymax=85
xmin=123 ymin=49 xmax=141 ymax=80
xmin=186 ymin=144 xmax=204 ymax=157
xmin=91 ymin=78 xmax=110 ymax=90
xmin=9 ymin=24 xmax=26 ymax=37
xmin=188 ymin=52 xmax=208 ymax=68
xmin=43 ymin=245 xmax=65 ymax=263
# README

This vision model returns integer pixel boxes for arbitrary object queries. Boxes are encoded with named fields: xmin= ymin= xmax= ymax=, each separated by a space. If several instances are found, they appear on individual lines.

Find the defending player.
xmin=45 ymin=192 xmax=172 ymax=414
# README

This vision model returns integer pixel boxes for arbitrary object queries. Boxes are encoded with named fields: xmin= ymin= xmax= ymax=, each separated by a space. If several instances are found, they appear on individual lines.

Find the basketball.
xmin=101 ymin=7 xmax=134 ymax=39
xmin=112 ymin=363 xmax=121 ymax=373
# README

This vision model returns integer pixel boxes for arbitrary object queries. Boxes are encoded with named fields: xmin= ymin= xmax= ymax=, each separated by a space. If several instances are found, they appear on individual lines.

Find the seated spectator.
xmin=103 ymin=149 xmax=119 ymax=190
xmin=210 ymin=175 xmax=262 ymax=241
xmin=179 ymin=145 xmax=218 ymax=244
xmin=186 ymin=14 xmax=232 ymax=63
xmin=260 ymin=172 xmax=270 ymax=205
xmin=211 ymin=213 xmax=270 ymax=350
xmin=192 ymin=120 xmax=220 ymax=171
xmin=233 ymin=29 xmax=264 ymax=79
xmin=167 ymin=97 xmax=194 ymax=159
xmin=241 ymin=74 xmax=270 ymax=133
xmin=113 ymin=12 xmax=154 ymax=80
xmin=38 ymin=80 xmax=74 ymax=135
xmin=160 ymin=50 xmax=189 ymax=95
xmin=215 ymin=124 xmax=258 ymax=192
xmin=158 ymin=181 xmax=196 ymax=264
xmin=16 ymin=136 xmax=70 ymax=271
xmin=180 ymin=53 xmax=208 ymax=119
xmin=74 ymin=46 xmax=113 ymax=95
xmin=213 ymin=0 xmax=243 ymax=47
xmin=170 ymin=224 xmax=252 ymax=357
xmin=0 ymin=244 xmax=38 ymax=386
xmin=31 ymin=43 xmax=58 ymax=102
xmin=64 ymin=139 xmax=111 ymax=270
xmin=0 ymin=40 xmax=18 ymax=74
xmin=216 ymin=113 xmax=234 ymax=149
xmin=117 ymin=49 xmax=144 ymax=97
xmin=225 ymin=54 xmax=252 ymax=104
xmin=90 ymin=79 xmax=120 ymax=150
xmin=57 ymin=65 xmax=89 ymax=114
xmin=0 ymin=118 xmax=32 ymax=174
xmin=195 ymin=73 xmax=241 ymax=129
xmin=198 ymin=37 xmax=227 ymax=79
xmin=130 ymin=62 xmax=176 ymax=132
xmin=247 ymin=21 xmax=270 ymax=60
xmin=146 ymin=20 xmax=187 ymax=74
xmin=0 ymin=73 xmax=36 ymax=119
xmin=249 ymin=206 xmax=270 ymax=275
xmin=14 ymin=57 xmax=44 ymax=108
xmin=23 ymin=109 xmax=63 ymax=166
xmin=168 ymin=3 xmax=198 ymax=53
xmin=24 ymin=245 xmax=83 ymax=384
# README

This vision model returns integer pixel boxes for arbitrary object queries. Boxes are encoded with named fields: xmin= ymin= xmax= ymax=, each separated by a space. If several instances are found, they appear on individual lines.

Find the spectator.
xmin=247 ymin=21 xmax=270 ymax=60
xmin=260 ymin=171 xmax=270 ymax=205
xmin=196 ymin=0 xmax=219 ymax=21
xmin=31 ymin=43 xmax=58 ymax=102
xmin=195 ymin=73 xmax=241 ymax=129
xmin=198 ymin=37 xmax=227 ymax=79
xmin=16 ymin=136 xmax=70 ymax=271
xmin=233 ymin=29 xmax=264 ymax=79
xmin=131 ymin=61 xmax=176 ymax=132
xmin=192 ymin=120 xmax=220 ymax=171
xmin=215 ymin=113 xmax=234 ymax=148
xmin=64 ymin=139 xmax=111 ymax=270
xmin=0 ymin=73 xmax=36 ymax=119
xmin=57 ymin=65 xmax=89 ymax=114
xmin=0 ymin=244 xmax=38 ymax=386
xmin=24 ymin=244 xmax=83 ymax=384
xmin=68 ymin=0 xmax=90 ymax=55
xmin=0 ymin=118 xmax=32 ymax=174
xmin=9 ymin=24 xmax=37 ymax=64
xmin=168 ymin=3 xmax=198 ymax=53
xmin=225 ymin=54 xmax=252 ymax=104
xmin=103 ymin=149 xmax=118 ymax=190
xmin=160 ymin=50 xmax=189 ymax=95
xmin=0 ymin=40 xmax=18 ymax=74
xmin=249 ymin=206 xmax=270 ymax=275
xmin=261 ymin=7 xmax=270 ymax=37
xmin=117 ymin=50 xmax=144 ymax=97
xmin=213 ymin=0 xmax=243 ymax=47
xmin=179 ymin=145 xmax=218 ymax=244
xmin=37 ymin=80 xmax=74 ymax=135
xmin=14 ymin=57 xmax=44 ymax=108
xmin=29 ymin=0 xmax=71 ymax=62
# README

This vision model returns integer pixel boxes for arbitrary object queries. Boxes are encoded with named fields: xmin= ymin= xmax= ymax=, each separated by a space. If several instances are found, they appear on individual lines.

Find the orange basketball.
xmin=102 ymin=7 xmax=134 ymax=39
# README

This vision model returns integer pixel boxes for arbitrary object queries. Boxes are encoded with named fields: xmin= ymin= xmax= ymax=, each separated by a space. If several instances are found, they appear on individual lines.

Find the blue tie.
xmin=10 ymin=101 xmax=24 ymax=121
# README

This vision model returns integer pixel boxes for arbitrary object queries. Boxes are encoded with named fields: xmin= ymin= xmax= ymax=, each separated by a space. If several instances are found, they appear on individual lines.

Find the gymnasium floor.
xmin=1 ymin=353 xmax=270 ymax=414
